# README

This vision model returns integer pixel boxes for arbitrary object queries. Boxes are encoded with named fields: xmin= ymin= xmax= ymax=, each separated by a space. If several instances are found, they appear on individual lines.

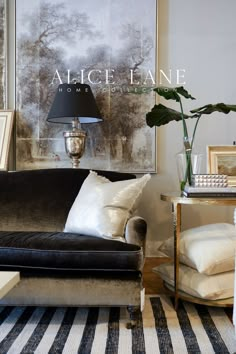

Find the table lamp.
xmin=47 ymin=82 xmax=103 ymax=168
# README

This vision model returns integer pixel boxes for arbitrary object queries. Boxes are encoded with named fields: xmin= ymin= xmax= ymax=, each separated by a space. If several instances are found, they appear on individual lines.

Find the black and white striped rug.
xmin=0 ymin=295 xmax=235 ymax=354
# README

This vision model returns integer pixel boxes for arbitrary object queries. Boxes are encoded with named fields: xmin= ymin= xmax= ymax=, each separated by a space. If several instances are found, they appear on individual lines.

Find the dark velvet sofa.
xmin=0 ymin=169 xmax=147 ymax=320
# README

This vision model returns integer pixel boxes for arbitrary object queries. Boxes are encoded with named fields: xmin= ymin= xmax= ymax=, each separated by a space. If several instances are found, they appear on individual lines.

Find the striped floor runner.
xmin=0 ymin=295 xmax=235 ymax=354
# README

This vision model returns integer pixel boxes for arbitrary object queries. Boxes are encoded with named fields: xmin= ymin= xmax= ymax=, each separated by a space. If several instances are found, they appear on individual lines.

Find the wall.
xmin=139 ymin=0 xmax=236 ymax=255
xmin=7 ymin=0 xmax=236 ymax=255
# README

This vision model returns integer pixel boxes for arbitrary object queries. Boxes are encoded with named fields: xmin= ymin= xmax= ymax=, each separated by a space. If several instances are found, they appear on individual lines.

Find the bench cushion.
xmin=0 ymin=232 xmax=143 ymax=271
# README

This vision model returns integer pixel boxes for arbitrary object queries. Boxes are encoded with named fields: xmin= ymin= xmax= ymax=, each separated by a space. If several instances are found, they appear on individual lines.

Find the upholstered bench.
xmin=0 ymin=169 xmax=148 ymax=323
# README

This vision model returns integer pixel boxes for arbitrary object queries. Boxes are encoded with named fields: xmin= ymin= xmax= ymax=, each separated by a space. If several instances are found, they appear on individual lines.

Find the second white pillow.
xmin=153 ymin=262 xmax=234 ymax=300
xmin=159 ymin=223 xmax=236 ymax=275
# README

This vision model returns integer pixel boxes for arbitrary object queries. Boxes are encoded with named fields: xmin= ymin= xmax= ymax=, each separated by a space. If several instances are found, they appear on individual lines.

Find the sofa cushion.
xmin=0 ymin=231 xmax=143 ymax=271
xmin=64 ymin=170 xmax=150 ymax=241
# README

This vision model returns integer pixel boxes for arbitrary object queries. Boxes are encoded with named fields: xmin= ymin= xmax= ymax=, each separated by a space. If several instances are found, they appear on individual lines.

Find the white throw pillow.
xmin=153 ymin=262 xmax=234 ymax=300
xmin=64 ymin=171 xmax=151 ymax=241
xmin=159 ymin=223 xmax=236 ymax=275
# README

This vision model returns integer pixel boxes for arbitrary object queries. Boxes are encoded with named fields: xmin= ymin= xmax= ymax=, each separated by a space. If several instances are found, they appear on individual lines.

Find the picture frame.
xmin=207 ymin=145 xmax=236 ymax=186
xmin=0 ymin=0 xmax=7 ymax=109
xmin=0 ymin=110 xmax=14 ymax=170
xmin=15 ymin=0 xmax=157 ymax=173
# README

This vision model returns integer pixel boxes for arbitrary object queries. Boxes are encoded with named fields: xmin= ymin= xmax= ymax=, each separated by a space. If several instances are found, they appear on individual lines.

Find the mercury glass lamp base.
xmin=63 ymin=128 xmax=86 ymax=169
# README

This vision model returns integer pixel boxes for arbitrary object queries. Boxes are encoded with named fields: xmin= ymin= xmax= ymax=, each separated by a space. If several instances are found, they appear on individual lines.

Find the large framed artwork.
xmin=0 ymin=0 xmax=7 ymax=109
xmin=15 ymin=0 xmax=157 ymax=172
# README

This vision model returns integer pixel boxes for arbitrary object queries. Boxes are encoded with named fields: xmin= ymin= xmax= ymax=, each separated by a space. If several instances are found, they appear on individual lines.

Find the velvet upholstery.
xmin=0 ymin=168 xmax=147 ymax=308
xmin=0 ymin=267 xmax=141 ymax=279
xmin=0 ymin=277 xmax=142 ymax=307
xmin=125 ymin=216 xmax=147 ymax=252
xmin=0 ymin=169 xmax=135 ymax=232
xmin=0 ymin=231 xmax=143 ymax=271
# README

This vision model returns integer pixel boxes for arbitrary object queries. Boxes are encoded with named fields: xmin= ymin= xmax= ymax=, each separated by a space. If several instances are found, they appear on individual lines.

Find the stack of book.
xmin=183 ymin=186 xmax=236 ymax=197
xmin=183 ymin=174 xmax=236 ymax=197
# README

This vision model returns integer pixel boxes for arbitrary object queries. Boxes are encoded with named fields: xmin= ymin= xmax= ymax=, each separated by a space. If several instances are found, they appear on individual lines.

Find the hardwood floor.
xmin=143 ymin=257 xmax=171 ymax=295
xmin=144 ymin=257 xmax=233 ymax=321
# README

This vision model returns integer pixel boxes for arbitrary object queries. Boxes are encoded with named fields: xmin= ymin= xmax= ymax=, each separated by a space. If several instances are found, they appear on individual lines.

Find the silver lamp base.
xmin=63 ymin=119 xmax=86 ymax=168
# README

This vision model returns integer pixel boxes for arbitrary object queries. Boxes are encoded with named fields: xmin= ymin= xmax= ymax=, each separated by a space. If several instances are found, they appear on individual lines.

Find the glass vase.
xmin=176 ymin=145 xmax=202 ymax=191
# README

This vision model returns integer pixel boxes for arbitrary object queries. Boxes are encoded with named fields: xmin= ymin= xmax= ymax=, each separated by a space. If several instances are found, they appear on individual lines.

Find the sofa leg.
xmin=126 ymin=306 xmax=141 ymax=329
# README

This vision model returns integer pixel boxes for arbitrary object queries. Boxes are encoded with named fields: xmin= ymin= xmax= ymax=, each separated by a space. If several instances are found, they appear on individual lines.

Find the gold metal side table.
xmin=160 ymin=192 xmax=236 ymax=310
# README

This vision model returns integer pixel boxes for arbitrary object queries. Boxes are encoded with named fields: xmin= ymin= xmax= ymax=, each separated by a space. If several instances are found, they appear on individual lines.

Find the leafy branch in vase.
xmin=146 ymin=86 xmax=236 ymax=190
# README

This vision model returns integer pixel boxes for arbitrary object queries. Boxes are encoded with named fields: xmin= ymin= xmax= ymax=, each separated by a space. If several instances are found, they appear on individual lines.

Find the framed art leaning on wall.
xmin=0 ymin=110 xmax=14 ymax=170
xmin=207 ymin=145 xmax=236 ymax=186
xmin=0 ymin=0 xmax=7 ymax=109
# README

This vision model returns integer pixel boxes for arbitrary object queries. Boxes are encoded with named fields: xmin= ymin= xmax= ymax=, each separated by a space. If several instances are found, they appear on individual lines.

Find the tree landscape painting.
xmin=218 ymin=156 xmax=236 ymax=176
xmin=16 ymin=0 xmax=157 ymax=172
xmin=0 ymin=0 xmax=6 ymax=109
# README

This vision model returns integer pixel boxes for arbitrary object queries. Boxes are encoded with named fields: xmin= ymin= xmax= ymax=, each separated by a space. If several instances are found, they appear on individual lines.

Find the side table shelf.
xmin=160 ymin=192 xmax=236 ymax=310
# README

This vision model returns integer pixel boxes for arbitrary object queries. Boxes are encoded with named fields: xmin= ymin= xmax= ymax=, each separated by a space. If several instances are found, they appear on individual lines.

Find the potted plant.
xmin=146 ymin=86 xmax=236 ymax=190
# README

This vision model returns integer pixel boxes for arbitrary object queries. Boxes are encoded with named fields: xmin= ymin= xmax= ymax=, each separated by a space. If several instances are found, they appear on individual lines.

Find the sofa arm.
xmin=125 ymin=216 xmax=147 ymax=254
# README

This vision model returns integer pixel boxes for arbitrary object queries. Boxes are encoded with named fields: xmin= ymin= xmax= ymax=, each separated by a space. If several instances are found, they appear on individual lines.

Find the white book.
xmin=191 ymin=182 xmax=228 ymax=188
xmin=184 ymin=186 xmax=236 ymax=193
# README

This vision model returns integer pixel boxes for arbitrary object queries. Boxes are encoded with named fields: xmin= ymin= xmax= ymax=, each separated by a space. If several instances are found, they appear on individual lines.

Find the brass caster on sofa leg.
xmin=126 ymin=306 xmax=141 ymax=329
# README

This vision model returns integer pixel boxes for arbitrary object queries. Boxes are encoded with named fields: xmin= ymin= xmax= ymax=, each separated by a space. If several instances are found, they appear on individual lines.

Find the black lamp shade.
xmin=47 ymin=83 xmax=103 ymax=124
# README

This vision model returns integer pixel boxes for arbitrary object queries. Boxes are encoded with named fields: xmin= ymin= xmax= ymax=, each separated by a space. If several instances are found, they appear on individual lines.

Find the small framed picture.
xmin=207 ymin=145 xmax=236 ymax=186
xmin=0 ymin=110 xmax=14 ymax=170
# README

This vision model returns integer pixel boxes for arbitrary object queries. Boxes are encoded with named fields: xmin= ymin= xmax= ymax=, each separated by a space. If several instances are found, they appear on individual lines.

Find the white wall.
xmin=140 ymin=0 xmax=236 ymax=256
xmin=7 ymin=0 xmax=236 ymax=255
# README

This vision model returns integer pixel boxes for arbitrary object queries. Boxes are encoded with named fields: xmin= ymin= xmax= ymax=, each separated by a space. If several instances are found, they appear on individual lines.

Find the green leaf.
xmin=146 ymin=103 xmax=190 ymax=127
xmin=191 ymin=103 xmax=236 ymax=115
xmin=153 ymin=86 xmax=195 ymax=102
xmin=175 ymin=86 xmax=195 ymax=100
